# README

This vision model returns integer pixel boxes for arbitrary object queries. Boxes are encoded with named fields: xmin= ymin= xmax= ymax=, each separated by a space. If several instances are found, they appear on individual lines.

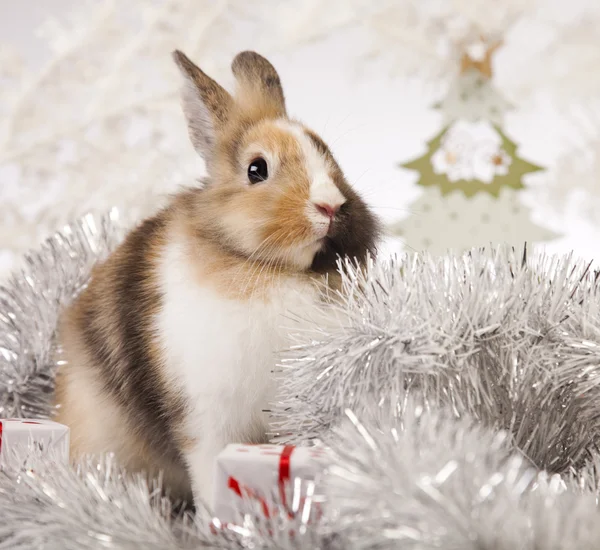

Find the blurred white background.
xmin=0 ymin=0 xmax=599 ymax=280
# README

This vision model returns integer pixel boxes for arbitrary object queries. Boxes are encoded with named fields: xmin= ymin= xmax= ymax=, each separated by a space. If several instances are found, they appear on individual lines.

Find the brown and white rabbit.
xmin=54 ymin=50 xmax=380 ymax=506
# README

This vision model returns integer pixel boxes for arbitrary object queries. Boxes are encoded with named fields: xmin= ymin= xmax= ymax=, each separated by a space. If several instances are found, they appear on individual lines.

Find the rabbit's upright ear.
xmin=172 ymin=50 xmax=232 ymax=166
xmin=231 ymin=51 xmax=286 ymax=118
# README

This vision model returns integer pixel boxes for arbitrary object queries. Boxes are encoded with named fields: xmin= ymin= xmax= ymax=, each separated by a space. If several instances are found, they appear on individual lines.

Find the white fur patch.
xmin=155 ymin=234 xmax=326 ymax=503
xmin=274 ymin=120 xmax=346 ymax=210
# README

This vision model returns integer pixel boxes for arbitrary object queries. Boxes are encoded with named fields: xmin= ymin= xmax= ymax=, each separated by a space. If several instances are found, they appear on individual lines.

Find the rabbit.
xmin=53 ymin=49 xmax=380 ymax=507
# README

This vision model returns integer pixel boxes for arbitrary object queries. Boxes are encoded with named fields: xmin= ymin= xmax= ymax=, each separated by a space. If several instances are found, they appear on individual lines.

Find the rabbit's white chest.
xmin=156 ymin=240 xmax=321 ymax=443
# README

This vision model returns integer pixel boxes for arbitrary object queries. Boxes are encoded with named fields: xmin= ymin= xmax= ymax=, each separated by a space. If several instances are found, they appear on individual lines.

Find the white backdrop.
xmin=0 ymin=0 xmax=598 ymax=280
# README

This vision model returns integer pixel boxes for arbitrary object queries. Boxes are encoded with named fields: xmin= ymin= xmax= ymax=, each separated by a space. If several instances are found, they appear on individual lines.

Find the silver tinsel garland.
xmin=0 ymin=209 xmax=126 ymax=418
xmin=323 ymin=405 xmax=600 ymax=549
xmin=1 ymin=211 xmax=600 ymax=548
xmin=273 ymin=248 xmax=600 ymax=474
xmin=0 ymin=446 xmax=331 ymax=549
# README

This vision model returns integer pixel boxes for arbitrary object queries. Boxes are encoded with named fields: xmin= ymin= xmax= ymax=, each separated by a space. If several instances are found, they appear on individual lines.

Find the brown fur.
xmin=231 ymin=51 xmax=286 ymax=118
xmin=171 ymin=188 xmax=314 ymax=301
xmin=54 ymin=49 xmax=380 ymax=504
xmin=54 ymin=211 xmax=192 ymax=502
xmin=173 ymin=51 xmax=231 ymax=124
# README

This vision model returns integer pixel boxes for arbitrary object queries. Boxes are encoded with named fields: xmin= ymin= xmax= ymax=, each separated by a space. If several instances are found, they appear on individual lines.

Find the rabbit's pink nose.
xmin=315 ymin=203 xmax=340 ymax=220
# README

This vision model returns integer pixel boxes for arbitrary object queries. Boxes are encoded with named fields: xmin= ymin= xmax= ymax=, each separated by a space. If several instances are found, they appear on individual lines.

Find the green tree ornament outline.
xmin=401 ymin=124 xmax=543 ymax=198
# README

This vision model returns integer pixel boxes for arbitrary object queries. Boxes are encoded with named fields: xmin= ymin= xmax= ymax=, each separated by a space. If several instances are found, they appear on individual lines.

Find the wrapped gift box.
xmin=212 ymin=443 xmax=330 ymax=525
xmin=0 ymin=418 xmax=70 ymax=466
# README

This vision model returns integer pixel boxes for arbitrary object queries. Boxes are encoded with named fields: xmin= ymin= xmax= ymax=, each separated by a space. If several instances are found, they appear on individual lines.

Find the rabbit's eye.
xmin=248 ymin=157 xmax=268 ymax=184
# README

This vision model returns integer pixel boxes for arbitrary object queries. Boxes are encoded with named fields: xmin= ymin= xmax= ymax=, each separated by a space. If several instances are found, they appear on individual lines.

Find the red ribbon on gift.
xmin=278 ymin=445 xmax=294 ymax=512
xmin=227 ymin=476 xmax=271 ymax=517
xmin=225 ymin=444 xmax=325 ymax=524
xmin=227 ymin=445 xmax=296 ymax=517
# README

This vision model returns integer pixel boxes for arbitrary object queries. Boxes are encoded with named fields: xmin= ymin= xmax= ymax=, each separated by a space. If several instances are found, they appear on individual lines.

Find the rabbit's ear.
xmin=173 ymin=50 xmax=232 ymax=165
xmin=231 ymin=51 xmax=286 ymax=118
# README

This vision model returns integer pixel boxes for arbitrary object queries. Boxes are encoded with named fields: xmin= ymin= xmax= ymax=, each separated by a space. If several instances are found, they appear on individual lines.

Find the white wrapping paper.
xmin=0 ymin=418 xmax=70 ymax=466
xmin=212 ymin=443 xmax=329 ymax=524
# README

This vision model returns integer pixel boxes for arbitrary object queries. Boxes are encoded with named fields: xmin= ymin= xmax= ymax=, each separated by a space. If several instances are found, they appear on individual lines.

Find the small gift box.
xmin=212 ymin=444 xmax=330 ymax=525
xmin=0 ymin=418 xmax=70 ymax=467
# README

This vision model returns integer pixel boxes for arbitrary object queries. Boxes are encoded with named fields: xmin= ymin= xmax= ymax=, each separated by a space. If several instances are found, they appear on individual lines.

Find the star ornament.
xmin=458 ymin=38 xmax=502 ymax=79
